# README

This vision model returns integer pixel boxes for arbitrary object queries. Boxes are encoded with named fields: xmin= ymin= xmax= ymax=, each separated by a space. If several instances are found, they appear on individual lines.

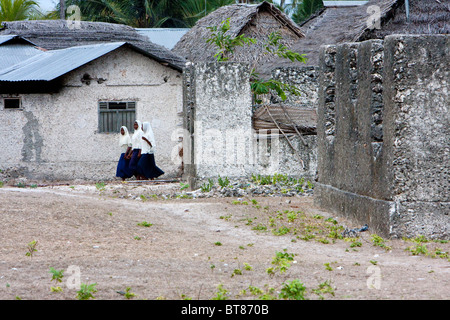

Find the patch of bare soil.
xmin=0 ymin=182 xmax=449 ymax=301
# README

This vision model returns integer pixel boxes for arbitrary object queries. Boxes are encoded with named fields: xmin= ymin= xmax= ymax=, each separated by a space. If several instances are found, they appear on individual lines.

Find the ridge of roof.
xmin=0 ymin=20 xmax=187 ymax=70
xmin=0 ymin=41 xmax=182 ymax=82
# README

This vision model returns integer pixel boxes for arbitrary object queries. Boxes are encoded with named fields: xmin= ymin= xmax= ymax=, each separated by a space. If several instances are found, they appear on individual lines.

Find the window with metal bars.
xmin=98 ymin=101 xmax=136 ymax=133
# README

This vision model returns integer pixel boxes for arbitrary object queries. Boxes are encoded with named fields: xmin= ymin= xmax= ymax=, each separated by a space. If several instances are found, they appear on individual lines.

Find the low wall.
xmin=182 ymin=62 xmax=317 ymax=187
xmin=316 ymin=35 xmax=449 ymax=239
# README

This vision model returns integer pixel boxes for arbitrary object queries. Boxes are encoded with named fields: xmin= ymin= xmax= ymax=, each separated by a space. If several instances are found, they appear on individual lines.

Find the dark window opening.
xmin=108 ymin=102 xmax=127 ymax=110
xmin=4 ymin=98 xmax=21 ymax=109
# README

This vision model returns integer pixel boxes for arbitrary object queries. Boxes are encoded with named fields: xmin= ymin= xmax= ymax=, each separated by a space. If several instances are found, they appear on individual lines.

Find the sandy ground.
xmin=0 ymin=181 xmax=449 ymax=301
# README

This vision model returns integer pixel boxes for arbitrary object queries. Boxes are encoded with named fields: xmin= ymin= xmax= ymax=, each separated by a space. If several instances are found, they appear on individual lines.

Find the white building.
xmin=0 ymin=22 xmax=186 ymax=182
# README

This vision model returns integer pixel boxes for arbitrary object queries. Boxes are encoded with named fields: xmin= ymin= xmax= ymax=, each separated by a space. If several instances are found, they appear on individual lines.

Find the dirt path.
xmin=0 ymin=183 xmax=449 ymax=300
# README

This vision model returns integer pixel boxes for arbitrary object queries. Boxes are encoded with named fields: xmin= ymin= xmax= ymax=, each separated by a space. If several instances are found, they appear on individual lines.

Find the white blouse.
xmin=131 ymin=132 xmax=142 ymax=150
xmin=141 ymin=137 xmax=154 ymax=154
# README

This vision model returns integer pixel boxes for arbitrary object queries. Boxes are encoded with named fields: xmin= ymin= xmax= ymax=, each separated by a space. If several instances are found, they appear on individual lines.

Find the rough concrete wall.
xmin=382 ymin=35 xmax=449 ymax=238
xmin=255 ymin=134 xmax=317 ymax=179
xmin=183 ymin=62 xmax=254 ymax=181
xmin=0 ymin=46 xmax=183 ymax=181
xmin=270 ymin=66 xmax=319 ymax=107
xmin=259 ymin=65 xmax=318 ymax=179
xmin=316 ymin=40 xmax=392 ymax=236
xmin=182 ymin=62 xmax=317 ymax=187
xmin=316 ymin=35 xmax=449 ymax=239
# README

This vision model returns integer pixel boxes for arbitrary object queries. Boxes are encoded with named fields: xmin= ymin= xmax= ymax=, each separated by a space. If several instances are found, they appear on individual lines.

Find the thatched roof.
xmin=359 ymin=0 xmax=450 ymax=40
xmin=0 ymin=20 xmax=186 ymax=70
xmin=177 ymin=0 xmax=447 ymax=72
xmin=271 ymin=0 xmax=396 ymax=68
xmin=270 ymin=0 xmax=449 ymax=69
xmin=172 ymin=1 xmax=304 ymax=77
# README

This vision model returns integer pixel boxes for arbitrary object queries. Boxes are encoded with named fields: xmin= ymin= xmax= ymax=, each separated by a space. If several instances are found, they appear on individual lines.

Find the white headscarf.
xmin=141 ymin=121 xmax=156 ymax=154
xmin=119 ymin=126 xmax=131 ymax=147
xmin=131 ymin=120 xmax=143 ymax=149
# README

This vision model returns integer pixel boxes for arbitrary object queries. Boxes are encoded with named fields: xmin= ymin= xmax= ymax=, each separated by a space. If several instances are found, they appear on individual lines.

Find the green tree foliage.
xmin=206 ymin=18 xmax=307 ymax=104
xmin=60 ymin=0 xmax=270 ymax=28
xmin=206 ymin=17 xmax=256 ymax=61
xmin=201 ymin=0 xmax=310 ymax=109
xmin=0 ymin=0 xmax=41 ymax=21
xmin=179 ymin=0 xmax=235 ymax=27
xmin=61 ymin=0 xmax=169 ymax=27
xmin=292 ymin=0 xmax=324 ymax=24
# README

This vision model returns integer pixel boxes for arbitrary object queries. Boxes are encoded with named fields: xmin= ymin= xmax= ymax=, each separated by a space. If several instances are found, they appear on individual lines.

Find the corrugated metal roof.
xmin=0 ymin=34 xmax=37 ymax=46
xmin=135 ymin=28 xmax=189 ymax=50
xmin=0 ymin=43 xmax=43 ymax=71
xmin=0 ymin=21 xmax=186 ymax=70
xmin=0 ymin=42 xmax=126 ymax=82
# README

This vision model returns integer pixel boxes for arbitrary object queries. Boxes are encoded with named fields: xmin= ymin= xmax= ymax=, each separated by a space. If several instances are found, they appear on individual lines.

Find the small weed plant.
xmin=137 ymin=221 xmax=153 ymax=227
xmin=371 ymin=234 xmax=392 ymax=251
xmin=124 ymin=287 xmax=136 ymax=299
xmin=266 ymin=250 xmax=295 ymax=277
xmin=200 ymin=179 xmax=214 ymax=192
xmin=312 ymin=280 xmax=335 ymax=300
xmin=25 ymin=240 xmax=38 ymax=257
xmin=218 ymin=175 xmax=230 ymax=189
xmin=49 ymin=267 xmax=64 ymax=292
xmin=212 ymin=284 xmax=229 ymax=300
xmin=76 ymin=283 xmax=97 ymax=300
xmin=180 ymin=182 xmax=189 ymax=191
xmin=95 ymin=182 xmax=106 ymax=191
xmin=404 ymin=236 xmax=449 ymax=259
xmin=279 ymin=279 xmax=307 ymax=300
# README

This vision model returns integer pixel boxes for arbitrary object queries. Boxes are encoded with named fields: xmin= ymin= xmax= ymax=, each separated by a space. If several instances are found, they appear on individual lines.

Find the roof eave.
xmin=125 ymin=43 xmax=184 ymax=72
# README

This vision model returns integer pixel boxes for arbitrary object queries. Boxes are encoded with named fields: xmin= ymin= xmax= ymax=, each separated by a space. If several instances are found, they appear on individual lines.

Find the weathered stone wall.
xmin=382 ymin=35 xmax=449 ymax=238
xmin=182 ymin=62 xmax=317 ymax=187
xmin=270 ymin=66 xmax=319 ymax=107
xmin=0 ymin=47 xmax=183 ymax=182
xmin=190 ymin=62 xmax=254 ymax=179
xmin=315 ymin=35 xmax=449 ymax=239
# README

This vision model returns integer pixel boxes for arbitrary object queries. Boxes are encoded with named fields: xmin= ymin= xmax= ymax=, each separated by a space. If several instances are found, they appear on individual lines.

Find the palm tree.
xmin=61 ymin=0 xmax=175 ymax=27
xmin=179 ymin=0 xmax=236 ymax=27
xmin=59 ymin=0 xmax=275 ymax=28
xmin=0 ymin=0 xmax=40 ymax=21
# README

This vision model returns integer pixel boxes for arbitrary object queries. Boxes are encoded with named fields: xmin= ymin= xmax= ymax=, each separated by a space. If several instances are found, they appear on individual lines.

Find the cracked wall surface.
xmin=182 ymin=62 xmax=318 ymax=187
xmin=316 ymin=35 xmax=449 ymax=239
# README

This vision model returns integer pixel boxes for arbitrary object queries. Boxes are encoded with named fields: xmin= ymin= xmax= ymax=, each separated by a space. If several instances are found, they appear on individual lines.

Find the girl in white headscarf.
xmin=127 ymin=120 xmax=145 ymax=180
xmin=137 ymin=121 xmax=164 ymax=180
xmin=116 ymin=126 xmax=133 ymax=181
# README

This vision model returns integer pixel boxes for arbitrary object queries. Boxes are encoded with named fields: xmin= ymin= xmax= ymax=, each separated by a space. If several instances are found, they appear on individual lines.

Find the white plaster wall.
xmin=184 ymin=62 xmax=317 ymax=183
xmin=0 ymin=46 xmax=183 ymax=181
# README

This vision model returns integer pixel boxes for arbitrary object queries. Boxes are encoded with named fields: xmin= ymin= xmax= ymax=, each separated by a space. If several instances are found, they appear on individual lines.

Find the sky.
xmin=36 ymin=0 xmax=57 ymax=12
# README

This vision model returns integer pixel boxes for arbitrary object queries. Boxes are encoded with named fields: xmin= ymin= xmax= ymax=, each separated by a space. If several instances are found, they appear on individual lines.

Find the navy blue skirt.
xmin=116 ymin=153 xmax=133 ymax=179
xmin=128 ymin=149 xmax=142 ymax=177
xmin=137 ymin=153 xmax=164 ymax=179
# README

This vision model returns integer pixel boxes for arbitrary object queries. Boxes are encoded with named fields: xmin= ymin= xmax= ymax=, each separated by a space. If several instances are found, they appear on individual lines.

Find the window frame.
xmin=98 ymin=100 xmax=136 ymax=133
xmin=3 ymin=97 xmax=22 ymax=110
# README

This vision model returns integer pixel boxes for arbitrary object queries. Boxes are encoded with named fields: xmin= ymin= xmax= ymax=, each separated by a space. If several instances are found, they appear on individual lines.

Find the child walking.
xmin=116 ymin=126 xmax=133 ymax=181
xmin=126 ymin=120 xmax=145 ymax=180
xmin=137 ymin=121 xmax=164 ymax=180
